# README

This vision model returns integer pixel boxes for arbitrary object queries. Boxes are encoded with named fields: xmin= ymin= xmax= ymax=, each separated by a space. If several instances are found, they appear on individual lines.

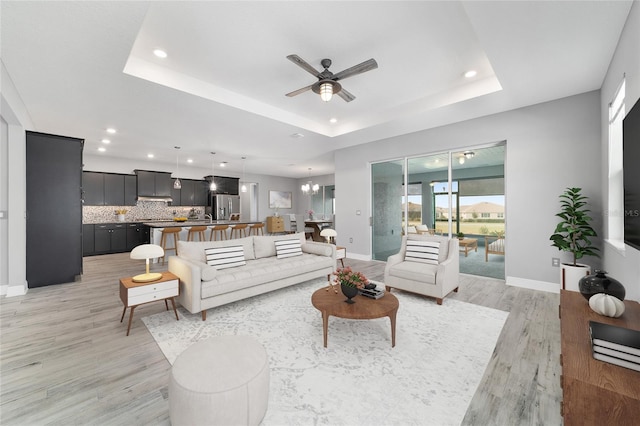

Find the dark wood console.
xmin=560 ymin=290 xmax=640 ymax=425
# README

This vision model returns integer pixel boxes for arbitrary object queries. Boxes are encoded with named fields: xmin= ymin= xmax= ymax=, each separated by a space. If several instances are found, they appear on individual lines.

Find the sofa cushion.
xmin=178 ymin=236 xmax=255 ymax=263
xmin=405 ymin=240 xmax=439 ymax=265
xmin=201 ymin=254 xmax=333 ymax=299
xmin=254 ymin=232 xmax=306 ymax=259
xmin=274 ymin=239 xmax=303 ymax=259
xmin=387 ymin=260 xmax=437 ymax=285
xmin=407 ymin=234 xmax=450 ymax=262
xmin=205 ymin=245 xmax=247 ymax=270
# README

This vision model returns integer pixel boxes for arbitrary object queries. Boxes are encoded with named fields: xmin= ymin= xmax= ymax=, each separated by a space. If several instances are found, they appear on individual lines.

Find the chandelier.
xmin=301 ymin=168 xmax=319 ymax=194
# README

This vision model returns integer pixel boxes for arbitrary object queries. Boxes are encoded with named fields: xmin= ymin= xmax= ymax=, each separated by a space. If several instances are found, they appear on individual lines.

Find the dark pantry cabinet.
xmin=26 ymin=131 xmax=83 ymax=288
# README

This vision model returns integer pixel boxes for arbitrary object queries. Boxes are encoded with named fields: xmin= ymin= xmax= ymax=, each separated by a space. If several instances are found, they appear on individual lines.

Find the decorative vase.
xmin=117 ymin=214 xmax=125 ymax=222
xmin=341 ymin=283 xmax=358 ymax=304
xmin=308 ymin=214 xmax=313 ymax=220
xmin=579 ymin=270 xmax=625 ymax=301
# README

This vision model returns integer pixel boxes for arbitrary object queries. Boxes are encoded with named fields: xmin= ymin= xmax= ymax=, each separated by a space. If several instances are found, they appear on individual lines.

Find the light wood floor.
xmin=0 ymin=254 xmax=562 ymax=425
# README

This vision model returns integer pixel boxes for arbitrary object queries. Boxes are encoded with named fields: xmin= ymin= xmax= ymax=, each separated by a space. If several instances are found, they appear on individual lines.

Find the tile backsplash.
xmin=83 ymin=201 xmax=205 ymax=224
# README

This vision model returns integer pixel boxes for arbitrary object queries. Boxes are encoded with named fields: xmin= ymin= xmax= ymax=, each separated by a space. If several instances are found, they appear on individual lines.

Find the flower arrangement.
xmin=307 ymin=209 xmax=314 ymax=215
xmin=115 ymin=209 xmax=127 ymax=215
xmin=333 ymin=267 xmax=369 ymax=289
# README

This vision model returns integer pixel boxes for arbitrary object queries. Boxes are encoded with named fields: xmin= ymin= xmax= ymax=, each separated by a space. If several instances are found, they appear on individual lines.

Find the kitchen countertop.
xmin=143 ymin=220 xmax=260 ymax=228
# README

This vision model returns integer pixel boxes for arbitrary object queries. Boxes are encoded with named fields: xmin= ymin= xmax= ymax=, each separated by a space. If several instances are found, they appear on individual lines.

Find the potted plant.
xmin=456 ymin=232 xmax=465 ymax=240
xmin=549 ymin=187 xmax=599 ymax=291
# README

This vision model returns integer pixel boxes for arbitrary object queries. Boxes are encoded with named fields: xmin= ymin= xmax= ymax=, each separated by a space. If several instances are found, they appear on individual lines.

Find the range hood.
xmin=137 ymin=195 xmax=173 ymax=203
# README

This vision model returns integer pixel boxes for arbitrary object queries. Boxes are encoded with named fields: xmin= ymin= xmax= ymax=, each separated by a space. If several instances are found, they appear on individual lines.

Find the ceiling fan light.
xmin=320 ymin=82 xmax=333 ymax=102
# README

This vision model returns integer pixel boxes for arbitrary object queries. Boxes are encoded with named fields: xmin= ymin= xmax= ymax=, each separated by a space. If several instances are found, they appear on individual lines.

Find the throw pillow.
xmin=405 ymin=240 xmax=440 ymax=265
xmin=275 ymin=239 xmax=303 ymax=259
xmin=205 ymin=245 xmax=246 ymax=270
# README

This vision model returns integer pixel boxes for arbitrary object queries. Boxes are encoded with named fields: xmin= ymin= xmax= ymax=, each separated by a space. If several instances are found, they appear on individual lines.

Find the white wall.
xmin=335 ymin=90 xmax=602 ymax=292
xmin=600 ymin=1 xmax=640 ymax=302
xmin=1 ymin=60 xmax=32 ymax=296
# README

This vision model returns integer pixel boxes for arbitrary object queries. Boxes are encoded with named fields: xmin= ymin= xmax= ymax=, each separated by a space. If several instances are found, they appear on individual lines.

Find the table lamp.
xmin=130 ymin=244 xmax=164 ymax=282
xmin=320 ymin=228 xmax=337 ymax=244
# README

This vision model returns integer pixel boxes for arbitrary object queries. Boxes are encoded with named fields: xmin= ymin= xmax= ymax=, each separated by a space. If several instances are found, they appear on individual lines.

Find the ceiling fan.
xmin=285 ymin=54 xmax=378 ymax=102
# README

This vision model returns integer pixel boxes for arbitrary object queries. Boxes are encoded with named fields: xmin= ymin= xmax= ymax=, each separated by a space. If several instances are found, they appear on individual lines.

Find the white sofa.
xmin=168 ymin=232 xmax=335 ymax=320
xmin=384 ymin=234 xmax=459 ymax=305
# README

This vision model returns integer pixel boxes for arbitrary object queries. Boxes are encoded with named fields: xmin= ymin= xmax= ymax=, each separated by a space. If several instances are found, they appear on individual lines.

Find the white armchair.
xmin=384 ymin=234 xmax=459 ymax=305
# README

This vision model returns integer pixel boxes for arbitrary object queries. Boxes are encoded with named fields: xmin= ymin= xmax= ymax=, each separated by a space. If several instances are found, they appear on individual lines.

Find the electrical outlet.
xmin=552 ymin=257 xmax=560 ymax=267
xmin=349 ymin=237 xmax=353 ymax=243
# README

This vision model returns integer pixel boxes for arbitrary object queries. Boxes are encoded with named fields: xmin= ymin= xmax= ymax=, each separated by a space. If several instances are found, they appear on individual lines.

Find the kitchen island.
xmin=144 ymin=220 xmax=262 ymax=258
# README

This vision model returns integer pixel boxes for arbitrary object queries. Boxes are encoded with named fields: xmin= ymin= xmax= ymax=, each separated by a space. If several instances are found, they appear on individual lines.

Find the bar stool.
xmin=187 ymin=226 xmax=207 ymax=242
xmin=159 ymin=227 xmax=182 ymax=264
xmin=209 ymin=224 xmax=229 ymax=241
xmin=249 ymin=222 xmax=265 ymax=236
xmin=230 ymin=223 xmax=248 ymax=239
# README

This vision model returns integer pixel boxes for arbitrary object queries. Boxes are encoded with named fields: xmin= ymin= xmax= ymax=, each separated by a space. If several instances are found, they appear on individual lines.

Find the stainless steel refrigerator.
xmin=210 ymin=194 xmax=240 ymax=220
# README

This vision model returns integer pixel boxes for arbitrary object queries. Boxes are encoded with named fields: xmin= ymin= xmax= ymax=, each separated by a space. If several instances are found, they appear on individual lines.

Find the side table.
xmin=119 ymin=271 xmax=180 ymax=336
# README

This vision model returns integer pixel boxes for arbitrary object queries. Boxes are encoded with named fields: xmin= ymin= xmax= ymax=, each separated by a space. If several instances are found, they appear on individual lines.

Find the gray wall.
xmin=335 ymin=90 xmax=602 ymax=290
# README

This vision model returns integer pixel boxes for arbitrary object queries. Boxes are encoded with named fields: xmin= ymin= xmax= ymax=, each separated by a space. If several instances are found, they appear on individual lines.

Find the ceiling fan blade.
xmin=286 ymin=54 xmax=322 ymax=78
xmin=285 ymin=84 xmax=314 ymax=97
xmin=336 ymin=87 xmax=355 ymax=102
xmin=332 ymin=58 xmax=378 ymax=81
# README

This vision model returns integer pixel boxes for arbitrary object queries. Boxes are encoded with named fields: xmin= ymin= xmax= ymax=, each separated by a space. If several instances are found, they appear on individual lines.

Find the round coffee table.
xmin=311 ymin=287 xmax=399 ymax=348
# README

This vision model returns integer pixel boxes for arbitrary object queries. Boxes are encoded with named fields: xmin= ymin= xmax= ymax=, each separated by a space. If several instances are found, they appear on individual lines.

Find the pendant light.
xmin=173 ymin=146 xmax=182 ymax=189
xmin=301 ymin=167 xmax=319 ymax=195
xmin=241 ymin=156 xmax=247 ymax=193
xmin=210 ymin=152 xmax=217 ymax=191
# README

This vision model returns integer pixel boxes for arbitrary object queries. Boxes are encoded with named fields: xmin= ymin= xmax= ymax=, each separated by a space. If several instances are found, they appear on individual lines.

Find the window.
xmin=608 ymin=78 xmax=625 ymax=246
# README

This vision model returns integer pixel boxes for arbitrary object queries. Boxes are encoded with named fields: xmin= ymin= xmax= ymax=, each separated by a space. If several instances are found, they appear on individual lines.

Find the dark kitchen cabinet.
xmin=124 ymin=175 xmax=137 ymax=206
xmin=180 ymin=179 xmax=195 ymax=206
xmin=126 ymin=223 xmax=148 ymax=251
xmin=26 ymin=131 xmax=83 ymax=288
xmin=206 ymin=176 xmax=239 ymax=195
xmin=82 ymin=224 xmax=94 ymax=256
xmin=94 ymin=223 xmax=126 ymax=254
xmin=194 ymin=180 xmax=208 ymax=205
xmin=83 ymin=172 xmax=104 ymax=205
xmin=135 ymin=170 xmax=172 ymax=198
xmin=104 ymin=174 xmax=124 ymax=205
xmin=83 ymin=172 xmax=134 ymax=206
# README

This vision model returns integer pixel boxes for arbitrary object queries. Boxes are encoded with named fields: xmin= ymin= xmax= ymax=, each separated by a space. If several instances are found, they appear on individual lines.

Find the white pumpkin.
xmin=589 ymin=293 xmax=625 ymax=318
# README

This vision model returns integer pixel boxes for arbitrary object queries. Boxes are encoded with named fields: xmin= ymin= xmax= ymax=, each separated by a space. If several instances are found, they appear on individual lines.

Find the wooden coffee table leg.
xmin=389 ymin=308 xmax=398 ymax=348
xmin=322 ymin=311 xmax=329 ymax=348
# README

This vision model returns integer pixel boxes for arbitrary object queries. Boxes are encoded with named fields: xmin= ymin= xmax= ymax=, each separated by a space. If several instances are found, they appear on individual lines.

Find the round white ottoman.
xmin=169 ymin=335 xmax=270 ymax=426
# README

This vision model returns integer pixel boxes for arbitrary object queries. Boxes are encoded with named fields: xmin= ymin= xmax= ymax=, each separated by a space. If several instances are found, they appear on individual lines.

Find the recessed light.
xmin=464 ymin=70 xmax=477 ymax=79
xmin=290 ymin=133 xmax=304 ymax=138
xmin=147 ymin=154 xmax=154 ymax=158
xmin=219 ymin=161 xmax=227 ymax=167
xmin=101 ymin=139 xmax=110 ymax=144
xmin=329 ymin=118 xmax=337 ymax=124
xmin=187 ymin=158 xmax=193 ymax=163
xmin=98 ymin=147 xmax=106 ymax=152
xmin=153 ymin=49 xmax=167 ymax=59
xmin=106 ymin=128 xmax=117 ymax=134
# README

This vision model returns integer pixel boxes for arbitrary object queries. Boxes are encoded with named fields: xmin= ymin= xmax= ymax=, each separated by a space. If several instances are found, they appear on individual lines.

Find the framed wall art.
xmin=269 ymin=190 xmax=292 ymax=209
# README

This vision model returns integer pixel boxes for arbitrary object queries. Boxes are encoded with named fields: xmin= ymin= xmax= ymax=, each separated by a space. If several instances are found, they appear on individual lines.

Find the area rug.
xmin=142 ymin=279 xmax=508 ymax=425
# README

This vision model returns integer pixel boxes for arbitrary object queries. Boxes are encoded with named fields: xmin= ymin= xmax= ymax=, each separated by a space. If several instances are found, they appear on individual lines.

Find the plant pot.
xmin=117 ymin=214 xmax=125 ymax=222
xmin=560 ymin=263 xmax=591 ymax=292
xmin=579 ymin=270 xmax=625 ymax=301
xmin=341 ymin=283 xmax=358 ymax=304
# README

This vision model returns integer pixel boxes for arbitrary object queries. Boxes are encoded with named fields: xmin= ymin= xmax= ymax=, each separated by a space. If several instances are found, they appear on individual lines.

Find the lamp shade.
xmin=130 ymin=244 xmax=164 ymax=283
xmin=130 ymin=244 xmax=164 ymax=260
xmin=320 ymin=228 xmax=337 ymax=238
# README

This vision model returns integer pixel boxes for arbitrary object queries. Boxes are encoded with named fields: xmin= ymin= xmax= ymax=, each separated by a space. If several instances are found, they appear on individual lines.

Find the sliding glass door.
xmin=371 ymin=143 xmax=505 ymax=279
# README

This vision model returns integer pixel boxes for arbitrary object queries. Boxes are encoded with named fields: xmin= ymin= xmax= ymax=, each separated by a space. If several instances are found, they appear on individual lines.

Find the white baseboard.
xmin=346 ymin=252 xmax=372 ymax=261
xmin=5 ymin=282 xmax=28 ymax=297
xmin=507 ymin=276 xmax=560 ymax=294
